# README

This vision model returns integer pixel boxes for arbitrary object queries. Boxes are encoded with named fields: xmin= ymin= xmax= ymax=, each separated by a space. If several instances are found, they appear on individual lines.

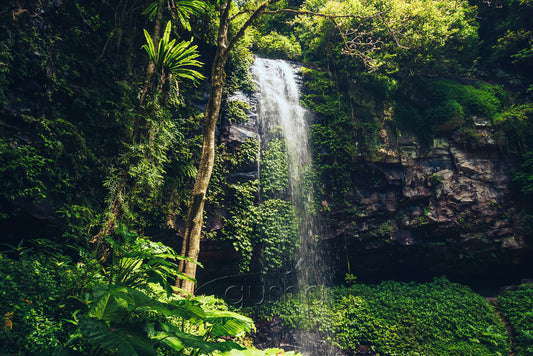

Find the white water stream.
xmin=251 ymin=56 xmax=336 ymax=355
xmin=251 ymin=57 xmax=328 ymax=288
xmin=251 ymin=56 xmax=332 ymax=355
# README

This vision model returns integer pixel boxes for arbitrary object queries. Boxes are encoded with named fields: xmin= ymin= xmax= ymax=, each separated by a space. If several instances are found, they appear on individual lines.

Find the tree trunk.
xmin=177 ymin=0 xmax=231 ymax=295
xmin=176 ymin=0 xmax=283 ymax=296
xmin=176 ymin=61 xmax=227 ymax=294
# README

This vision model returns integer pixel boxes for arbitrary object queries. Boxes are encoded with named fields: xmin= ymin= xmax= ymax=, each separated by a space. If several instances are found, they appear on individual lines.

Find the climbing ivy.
xmin=252 ymin=199 xmax=299 ymax=273
xmin=261 ymin=138 xmax=289 ymax=200
xmin=498 ymin=284 xmax=533 ymax=355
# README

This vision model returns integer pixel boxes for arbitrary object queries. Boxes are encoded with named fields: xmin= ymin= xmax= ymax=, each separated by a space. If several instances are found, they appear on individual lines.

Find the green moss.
xmin=427 ymin=80 xmax=505 ymax=120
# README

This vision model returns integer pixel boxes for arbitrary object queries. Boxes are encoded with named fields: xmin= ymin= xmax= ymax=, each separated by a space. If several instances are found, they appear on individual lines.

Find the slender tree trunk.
xmin=132 ymin=0 xmax=164 ymax=144
xmin=176 ymin=0 xmax=283 ymax=295
xmin=177 ymin=0 xmax=231 ymax=295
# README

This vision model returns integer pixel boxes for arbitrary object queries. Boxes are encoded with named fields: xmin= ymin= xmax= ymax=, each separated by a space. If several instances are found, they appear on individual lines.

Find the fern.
xmin=142 ymin=21 xmax=204 ymax=84
xmin=143 ymin=1 xmax=205 ymax=31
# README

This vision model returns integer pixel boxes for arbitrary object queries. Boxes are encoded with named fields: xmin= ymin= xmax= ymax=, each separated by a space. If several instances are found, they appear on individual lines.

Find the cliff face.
xmin=326 ymin=120 xmax=531 ymax=283
xmin=210 ymin=89 xmax=532 ymax=285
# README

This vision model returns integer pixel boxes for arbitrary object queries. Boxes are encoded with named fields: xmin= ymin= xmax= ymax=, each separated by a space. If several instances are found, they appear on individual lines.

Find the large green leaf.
xmin=169 ymin=298 xmax=207 ymax=319
xmin=205 ymin=310 xmax=255 ymax=336
xmin=211 ymin=318 xmax=253 ymax=337
xmin=145 ymin=322 xmax=185 ymax=351
xmin=170 ymin=0 xmax=206 ymax=31
xmin=89 ymin=286 xmax=176 ymax=321
xmin=88 ymin=290 xmax=130 ymax=322
xmin=222 ymin=348 xmax=302 ymax=356
xmin=143 ymin=0 xmax=205 ymax=30
xmin=142 ymin=29 xmax=157 ymax=63
xmin=80 ymin=319 xmax=157 ymax=356
xmin=159 ymin=323 xmax=246 ymax=353
xmin=142 ymin=21 xmax=204 ymax=83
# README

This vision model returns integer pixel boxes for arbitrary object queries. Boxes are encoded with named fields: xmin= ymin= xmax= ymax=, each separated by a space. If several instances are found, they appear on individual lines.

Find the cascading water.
xmin=251 ymin=57 xmax=332 ymax=353
xmin=252 ymin=57 xmax=315 ymax=282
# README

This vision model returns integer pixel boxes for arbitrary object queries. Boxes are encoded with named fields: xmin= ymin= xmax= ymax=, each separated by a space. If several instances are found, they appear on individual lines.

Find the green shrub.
xmin=0 ymin=251 xmax=97 ymax=355
xmin=494 ymin=104 xmax=533 ymax=154
xmin=354 ymin=73 xmax=398 ymax=101
xmin=498 ymin=284 xmax=533 ymax=355
xmin=0 ymin=137 xmax=68 ymax=213
xmin=225 ymin=100 xmax=251 ymax=124
xmin=258 ymin=277 xmax=511 ymax=356
xmin=425 ymin=99 xmax=466 ymax=131
xmin=254 ymin=31 xmax=302 ymax=60
xmin=427 ymin=80 xmax=504 ymax=120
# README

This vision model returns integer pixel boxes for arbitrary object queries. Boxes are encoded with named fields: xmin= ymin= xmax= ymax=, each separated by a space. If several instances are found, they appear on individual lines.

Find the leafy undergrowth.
xmin=498 ymin=284 xmax=533 ymax=355
xmin=0 ymin=250 xmax=95 ymax=355
xmin=0 ymin=237 xmax=300 ymax=356
xmin=257 ymin=277 xmax=511 ymax=355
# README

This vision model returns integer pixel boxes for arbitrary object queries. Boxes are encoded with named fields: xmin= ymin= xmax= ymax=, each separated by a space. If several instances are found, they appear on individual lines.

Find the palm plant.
xmin=143 ymin=0 xmax=205 ymax=31
xmin=142 ymin=20 xmax=204 ymax=90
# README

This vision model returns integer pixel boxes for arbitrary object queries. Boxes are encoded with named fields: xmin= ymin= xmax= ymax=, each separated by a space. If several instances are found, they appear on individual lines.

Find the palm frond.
xmin=170 ymin=0 xmax=206 ymax=31
xmin=142 ymin=21 xmax=204 ymax=85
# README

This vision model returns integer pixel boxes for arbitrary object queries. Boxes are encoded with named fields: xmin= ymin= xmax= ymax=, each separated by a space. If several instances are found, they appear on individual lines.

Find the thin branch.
xmin=229 ymin=9 xmax=252 ymax=22
xmin=261 ymin=8 xmax=384 ymax=20
xmin=12 ymin=0 xmax=42 ymax=21
xmin=225 ymin=0 xmax=283 ymax=58
xmin=483 ymin=0 xmax=503 ymax=8
xmin=246 ymin=7 xmax=398 ymax=67
xmin=378 ymin=13 xmax=409 ymax=50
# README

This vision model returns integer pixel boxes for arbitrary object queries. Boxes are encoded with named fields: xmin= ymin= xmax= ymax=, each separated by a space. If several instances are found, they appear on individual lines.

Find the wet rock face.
xmin=327 ymin=128 xmax=531 ymax=280
xmin=212 ymin=90 xmax=531 ymax=281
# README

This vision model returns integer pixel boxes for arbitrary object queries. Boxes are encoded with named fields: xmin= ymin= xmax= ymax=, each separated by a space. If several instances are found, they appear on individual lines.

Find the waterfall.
xmin=251 ymin=57 xmax=329 ymax=290
xmin=250 ymin=56 xmax=334 ymax=355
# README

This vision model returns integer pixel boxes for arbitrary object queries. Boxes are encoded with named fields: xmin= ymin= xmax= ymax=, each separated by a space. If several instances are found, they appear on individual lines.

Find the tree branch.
xmin=225 ymin=4 xmax=405 ymax=67
xmin=224 ymin=0 xmax=283 ymax=58
xmin=12 ymin=0 xmax=42 ymax=21
xmin=261 ymin=8 xmax=381 ymax=20
xmin=259 ymin=7 xmax=399 ymax=68
xmin=378 ymin=14 xmax=409 ymax=50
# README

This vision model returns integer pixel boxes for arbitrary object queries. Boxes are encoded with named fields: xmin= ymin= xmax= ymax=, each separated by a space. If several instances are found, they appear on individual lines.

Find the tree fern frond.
xmin=142 ymin=22 xmax=204 ymax=85
xmin=170 ymin=0 xmax=206 ymax=31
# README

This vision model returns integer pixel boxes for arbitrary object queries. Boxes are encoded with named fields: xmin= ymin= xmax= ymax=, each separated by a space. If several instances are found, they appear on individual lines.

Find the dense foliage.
xmin=207 ymin=136 xmax=298 ymax=273
xmin=0 ymin=234 xmax=264 ymax=355
xmin=250 ymin=0 xmax=533 ymax=241
xmin=1 ymin=0 xmax=533 ymax=354
xmin=257 ymin=277 xmax=511 ymax=355
xmin=498 ymin=284 xmax=533 ymax=355
xmin=0 ymin=249 xmax=96 ymax=354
